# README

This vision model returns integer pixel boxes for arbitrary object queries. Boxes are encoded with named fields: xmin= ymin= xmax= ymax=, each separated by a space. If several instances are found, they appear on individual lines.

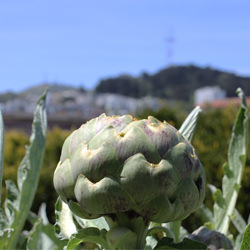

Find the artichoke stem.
xmin=105 ymin=212 xmax=149 ymax=249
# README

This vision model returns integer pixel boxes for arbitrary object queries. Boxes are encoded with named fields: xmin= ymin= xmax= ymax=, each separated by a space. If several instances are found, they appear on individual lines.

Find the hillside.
xmin=1 ymin=65 xmax=250 ymax=104
xmin=0 ymin=83 xmax=84 ymax=103
xmin=95 ymin=65 xmax=250 ymax=102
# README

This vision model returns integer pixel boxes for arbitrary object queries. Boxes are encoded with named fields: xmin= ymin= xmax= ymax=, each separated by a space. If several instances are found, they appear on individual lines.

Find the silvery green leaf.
xmin=3 ymin=180 xmax=19 ymax=225
xmin=38 ymin=203 xmax=49 ymax=225
xmin=179 ymin=106 xmax=202 ymax=141
xmin=231 ymin=208 xmax=247 ymax=234
xmin=213 ymin=88 xmax=249 ymax=235
xmin=27 ymin=217 xmax=66 ymax=250
xmin=0 ymin=90 xmax=47 ymax=249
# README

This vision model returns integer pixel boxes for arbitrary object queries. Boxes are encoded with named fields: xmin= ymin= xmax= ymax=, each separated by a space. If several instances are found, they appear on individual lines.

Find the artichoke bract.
xmin=54 ymin=113 xmax=205 ymax=223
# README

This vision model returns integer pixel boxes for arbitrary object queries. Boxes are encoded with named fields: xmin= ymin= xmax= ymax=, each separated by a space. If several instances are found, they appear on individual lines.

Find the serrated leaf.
xmin=240 ymin=222 xmax=250 ymax=250
xmin=0 ymin=227 xmax=14 ymax=247
xmin=0 ymin=111 xmax=4 ymax=207
xmin=27 ymin=217 xmax=66 ymax=250
xmin=0 ymin=208 xmax=8 ymax=231
xmin=213 ymin=88 xmax=249 ymax=234
xmin=4 ymin=180 xmax=19 ymax=224
xmin=1 ymin=90 xmax=47 ymax=249
xmin=179 ymin=106 xmax=202 ymax=141
xmin=26 ymin=209 xmax=67 ymax=250
xmin=26 ymin=218 xmax=44 ymax=250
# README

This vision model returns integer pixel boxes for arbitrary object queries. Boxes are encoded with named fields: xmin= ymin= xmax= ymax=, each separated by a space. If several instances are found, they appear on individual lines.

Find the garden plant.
xmin=0 ymin=88 xmax=250 ymax=249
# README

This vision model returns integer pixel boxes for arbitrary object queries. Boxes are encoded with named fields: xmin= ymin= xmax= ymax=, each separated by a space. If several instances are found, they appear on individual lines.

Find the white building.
xmin=194 ymin=86 xmax=226 ymax=105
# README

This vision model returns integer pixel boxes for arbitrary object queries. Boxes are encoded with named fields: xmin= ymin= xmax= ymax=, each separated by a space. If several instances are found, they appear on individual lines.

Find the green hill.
xmin=1 ymin=65 xmax=250 ymax=104
xmin=95 ymin=65 xmax=250 ymax=101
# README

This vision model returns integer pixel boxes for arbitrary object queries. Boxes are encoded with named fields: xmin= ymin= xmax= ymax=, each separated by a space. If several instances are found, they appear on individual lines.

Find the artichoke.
xmin=54 ymin=113 xmax=205 ymax=223
xmin=188 ymin=226 xmax=233 ymax=250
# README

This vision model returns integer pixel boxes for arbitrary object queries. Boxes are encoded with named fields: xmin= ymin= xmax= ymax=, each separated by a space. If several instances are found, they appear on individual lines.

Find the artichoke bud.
xmin=53 ymin=113 xmax=206 ymax=223
xmin=188 ymin=226 xmax=233 ymax=250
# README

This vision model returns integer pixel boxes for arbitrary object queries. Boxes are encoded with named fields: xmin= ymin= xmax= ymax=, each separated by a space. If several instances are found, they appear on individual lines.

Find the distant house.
xmin=194 ymin=86 xmax=250 ymax=109
xmin=194 ymin=86 xmax=226 ymax=106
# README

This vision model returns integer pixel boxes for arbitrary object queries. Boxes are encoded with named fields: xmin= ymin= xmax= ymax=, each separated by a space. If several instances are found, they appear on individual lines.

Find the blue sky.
xmin=0 ymin=0 xmax=249 ymax=93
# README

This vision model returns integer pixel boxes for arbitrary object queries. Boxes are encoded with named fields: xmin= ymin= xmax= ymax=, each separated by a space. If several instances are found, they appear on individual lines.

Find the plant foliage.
xmin=0 ymin=90 xmax=53 ymax=249
xmin=0 ymin=87 xmax=249 ymax=249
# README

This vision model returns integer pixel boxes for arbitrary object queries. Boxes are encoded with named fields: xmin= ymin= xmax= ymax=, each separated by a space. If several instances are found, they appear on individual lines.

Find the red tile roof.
xmin=197 ymin=97 xmax=250 ymax=109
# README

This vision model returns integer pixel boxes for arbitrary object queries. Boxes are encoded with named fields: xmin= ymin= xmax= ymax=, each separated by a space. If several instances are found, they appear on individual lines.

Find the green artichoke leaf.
xmin=68 ymin=200 xmax=100 ymax=219
xmin=53 ymin=159 xmax=75 ymax=203
xmin=120 ymin=154 xmax=180 ymax=206
xmin=60 ymin=114 xmax=134 ymax=163
xmin=74 ymin=175 xmax=134 ymax=216
xmin=163 ymin=142 xmax=200 ymax=180
xmin=89 ymin=124 xmax=161 ymax=164
xmin=60 ymin=131 xmax=82 ymax=163
xmin=173 ymin=177 xmax=200 ymax=214
xmin=122 ymin=117 xmax=179 ymax=158
xmin=141 ymin=176 xmax=203 ymax=223
xmin=93 ymin=113 xmax=133 ymax=133
xmin=70 ymin=141 xmax=121 ymax=183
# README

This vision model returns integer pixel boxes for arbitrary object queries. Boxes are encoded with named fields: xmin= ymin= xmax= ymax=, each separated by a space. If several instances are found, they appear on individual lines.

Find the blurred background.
xmin=1 ymin=0 xmax=250 ymax=234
